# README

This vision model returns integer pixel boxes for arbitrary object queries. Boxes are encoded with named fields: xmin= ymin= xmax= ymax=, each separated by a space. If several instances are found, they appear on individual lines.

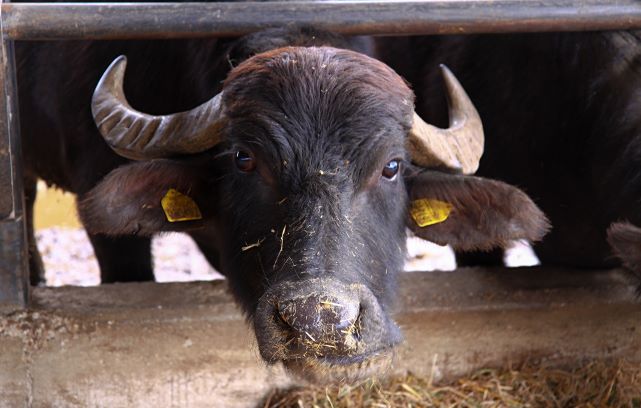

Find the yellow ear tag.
xmin=410 ymin=199 xmax=452 ymax=227
xmin=161 ymin=188 xmax=202 ymax=223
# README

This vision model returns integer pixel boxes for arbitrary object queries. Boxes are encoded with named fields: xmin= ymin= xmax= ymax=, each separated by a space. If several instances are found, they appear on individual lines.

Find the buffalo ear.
xmin=78 ymin=160 xmax=211 ymax=236
xmin=405 ymin=171 xmax=550 ymax=251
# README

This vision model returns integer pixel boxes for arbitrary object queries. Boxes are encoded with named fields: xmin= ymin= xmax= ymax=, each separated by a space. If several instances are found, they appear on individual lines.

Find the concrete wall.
xmin=1 ymin=267 xmax=640 ymax=407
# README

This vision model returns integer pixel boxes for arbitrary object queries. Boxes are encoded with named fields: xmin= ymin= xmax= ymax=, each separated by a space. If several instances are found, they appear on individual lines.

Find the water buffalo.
xmin=19 ymin=26 xmax=548 ymax=381
xmin=378 ymin=31 xmax=641 ymax=282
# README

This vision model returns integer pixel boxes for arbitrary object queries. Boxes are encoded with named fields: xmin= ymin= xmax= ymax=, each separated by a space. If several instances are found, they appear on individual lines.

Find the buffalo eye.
xmin=235 ymin=150 xmax=256 ymax=172
xmin=382 ymin=160 xmax=400 ymax=180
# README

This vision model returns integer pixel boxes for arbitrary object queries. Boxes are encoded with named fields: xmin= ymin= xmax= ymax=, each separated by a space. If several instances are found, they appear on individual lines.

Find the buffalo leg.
xmin=455 ymin=249 xmax=504 ymax=267
xmin=192 ymin=236 xmax=222 ymax=272
xmin=24 ymin=176 xmax=45 ymax=285
xmin=88 ymin=233 xmax=154 ymax=283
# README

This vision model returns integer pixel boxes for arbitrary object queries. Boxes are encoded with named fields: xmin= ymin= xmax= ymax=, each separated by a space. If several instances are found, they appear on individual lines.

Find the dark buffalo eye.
xmin=382 ymin=160 xmax=400 ymax=180
xmin=235 ymin=150 xmax=255 ymax=172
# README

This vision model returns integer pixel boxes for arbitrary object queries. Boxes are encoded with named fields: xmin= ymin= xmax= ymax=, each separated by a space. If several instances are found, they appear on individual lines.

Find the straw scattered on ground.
xmin=263 ymin=360 xmax=641 ymax=408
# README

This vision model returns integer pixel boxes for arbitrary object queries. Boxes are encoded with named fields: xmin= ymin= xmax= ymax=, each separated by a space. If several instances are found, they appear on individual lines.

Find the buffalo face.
xmin=79 ymin=45 xmax=548 ymax=382
xmin=213 ymin=47 xmax=412 ymax=381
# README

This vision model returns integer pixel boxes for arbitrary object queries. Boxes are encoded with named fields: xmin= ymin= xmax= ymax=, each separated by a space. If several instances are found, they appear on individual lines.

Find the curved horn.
xmin=91 ymin=56 xmax=225 ymax=160
xmin=407 ymin=65 xmax=484 ymax=174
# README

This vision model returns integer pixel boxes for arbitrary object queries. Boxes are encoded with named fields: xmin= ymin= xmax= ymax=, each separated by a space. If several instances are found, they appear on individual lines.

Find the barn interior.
xmin=2 ymin=1 xmax=641 ymax=407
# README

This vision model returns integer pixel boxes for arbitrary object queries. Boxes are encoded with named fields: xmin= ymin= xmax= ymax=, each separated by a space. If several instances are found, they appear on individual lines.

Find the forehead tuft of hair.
xmin=222 ymin=46 xmax=414 ymax=128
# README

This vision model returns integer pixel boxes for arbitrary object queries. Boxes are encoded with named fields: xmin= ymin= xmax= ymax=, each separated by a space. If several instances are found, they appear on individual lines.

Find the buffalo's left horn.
xmin=91 ymin=56 xmax=225 ymax=160
xmin=407 ymin=65 xmax=484 ymax=174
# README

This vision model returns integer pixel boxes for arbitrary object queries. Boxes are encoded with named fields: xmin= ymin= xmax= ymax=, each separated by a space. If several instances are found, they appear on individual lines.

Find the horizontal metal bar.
xmin=3 ymin=1 xmax=641 ymax=40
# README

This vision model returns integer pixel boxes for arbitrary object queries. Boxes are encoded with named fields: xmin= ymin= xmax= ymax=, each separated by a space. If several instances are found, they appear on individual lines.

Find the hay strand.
xmin=263 ymin=360 xmax=641 ymax=407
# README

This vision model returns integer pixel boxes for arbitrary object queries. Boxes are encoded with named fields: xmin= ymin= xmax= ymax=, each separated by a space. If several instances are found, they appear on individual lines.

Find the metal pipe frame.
xmin=3 ymin=1 xmax=641 ymax=41
xmin=2 ymin=0 xmax=641 ymax=308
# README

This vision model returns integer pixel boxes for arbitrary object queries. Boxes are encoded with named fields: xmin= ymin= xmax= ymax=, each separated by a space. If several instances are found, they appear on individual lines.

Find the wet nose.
xmin=254 ymin=277 xmax=403 ymax=368
xmin=277 ymin=293 xmax=360 ymax=340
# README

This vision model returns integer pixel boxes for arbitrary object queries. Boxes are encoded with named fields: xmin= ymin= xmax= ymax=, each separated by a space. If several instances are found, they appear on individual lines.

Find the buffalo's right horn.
xmin=407 ymin=65 xmax=484 ymax=174
xmin=91 ymin=56 xmax=225 ymax=160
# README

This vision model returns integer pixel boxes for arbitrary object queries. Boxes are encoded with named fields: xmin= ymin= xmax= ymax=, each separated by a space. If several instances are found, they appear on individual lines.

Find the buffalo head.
xmin=80 ymin=46 xmax=548 ymax=382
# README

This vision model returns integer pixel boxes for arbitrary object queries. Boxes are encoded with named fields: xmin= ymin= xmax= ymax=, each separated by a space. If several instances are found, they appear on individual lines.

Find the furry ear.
xmin=406 ymin=171 xmax=550 ymax=251
xmin=78 ymin=160 xmax=212 ymax=236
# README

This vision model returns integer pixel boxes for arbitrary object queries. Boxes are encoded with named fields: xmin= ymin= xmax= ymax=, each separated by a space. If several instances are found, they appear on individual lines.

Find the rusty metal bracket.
xmin=0 ymin=0 xmax=29 ymax=309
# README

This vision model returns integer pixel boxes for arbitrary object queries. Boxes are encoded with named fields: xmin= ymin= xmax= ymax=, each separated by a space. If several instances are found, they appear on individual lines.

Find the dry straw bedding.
xmin=264 ymin=360 xmax=641 ymax=408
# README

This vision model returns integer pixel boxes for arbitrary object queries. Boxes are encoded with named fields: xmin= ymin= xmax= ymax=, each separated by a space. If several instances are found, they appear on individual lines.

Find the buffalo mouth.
xmin=281 ymin=346 xmax=397 ymax=384
xmin=254 ymin=277 xmax=402 ymax=384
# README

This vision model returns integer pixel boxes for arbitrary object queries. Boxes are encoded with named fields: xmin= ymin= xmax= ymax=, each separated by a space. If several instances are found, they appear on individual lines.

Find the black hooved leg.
xmin=456 ymin=248 xmax=504 ymax=267
xmin=88 ymin=233 xmax=154 ymax=283
xmin=24 ymin=177 xmax=45 ymax=285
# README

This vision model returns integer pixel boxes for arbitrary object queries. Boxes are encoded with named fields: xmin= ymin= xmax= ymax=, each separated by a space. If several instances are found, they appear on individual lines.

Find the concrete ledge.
xmin=1 ymin=267 xmax=640 ymax=407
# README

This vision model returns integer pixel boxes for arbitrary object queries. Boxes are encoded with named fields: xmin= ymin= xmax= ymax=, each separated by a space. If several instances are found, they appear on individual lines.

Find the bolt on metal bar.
xmin=0 ymin=0 xmax=29 ymax=309
xmin=2 ymin=0 xmax=641 ymax=41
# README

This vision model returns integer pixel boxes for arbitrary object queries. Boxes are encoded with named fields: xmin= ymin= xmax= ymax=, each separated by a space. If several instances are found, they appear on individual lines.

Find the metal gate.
xmin=2 ymin=0 xmax=641 ymax=308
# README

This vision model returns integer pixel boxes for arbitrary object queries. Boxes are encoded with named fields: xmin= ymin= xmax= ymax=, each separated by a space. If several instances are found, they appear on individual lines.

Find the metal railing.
xmin=3 ymin=1 xmax=641 ymax=40
xmin=2 ymin=0 xmax=641 ymax=308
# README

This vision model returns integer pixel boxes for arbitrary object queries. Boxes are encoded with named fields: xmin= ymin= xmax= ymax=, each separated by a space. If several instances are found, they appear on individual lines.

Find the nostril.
xmin=319 ymin=298 xmax=360 ymax=331
xmin=352 ymin=306 xmax=364 ymax=340
xmin=276 ymin=300 xmax=298 ymax=329
xmin=340 ymin=304 xmax=363 ymax=336
xmin=276 ymin=295 xmax=360 ymax=338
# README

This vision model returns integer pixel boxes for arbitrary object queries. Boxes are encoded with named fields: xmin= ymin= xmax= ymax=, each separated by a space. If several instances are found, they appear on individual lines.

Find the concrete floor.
xmin=1 ymin=267 xmax=640 ymax=407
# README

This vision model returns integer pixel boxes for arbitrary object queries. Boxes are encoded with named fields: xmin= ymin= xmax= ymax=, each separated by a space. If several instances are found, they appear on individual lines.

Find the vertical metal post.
xmin=0 ymin=0 xmax=29 ymax=309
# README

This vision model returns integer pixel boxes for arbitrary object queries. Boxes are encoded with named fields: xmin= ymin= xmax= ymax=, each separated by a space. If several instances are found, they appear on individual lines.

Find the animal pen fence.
xmin=2 ymin=0 xmax=641 ymax=308
xmin=1 ymin=1 xmax=641 ymax=406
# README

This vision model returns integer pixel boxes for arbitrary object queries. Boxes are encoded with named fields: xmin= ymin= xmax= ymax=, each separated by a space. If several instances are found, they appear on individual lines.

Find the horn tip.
xmin=109 ymin=55 xmax=128 ymax=75
xmin=438 ymin=63 xmax=451 ymax=73
xmin=438 ymin=64 xmax=458 ymax=85
xmin=98 ymin=55 xmax=129 ymax=87
xmin=94 ymin=55 xmax=129 ymax=98
xmin=91 ymin=55 xmax=130 ymax=122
